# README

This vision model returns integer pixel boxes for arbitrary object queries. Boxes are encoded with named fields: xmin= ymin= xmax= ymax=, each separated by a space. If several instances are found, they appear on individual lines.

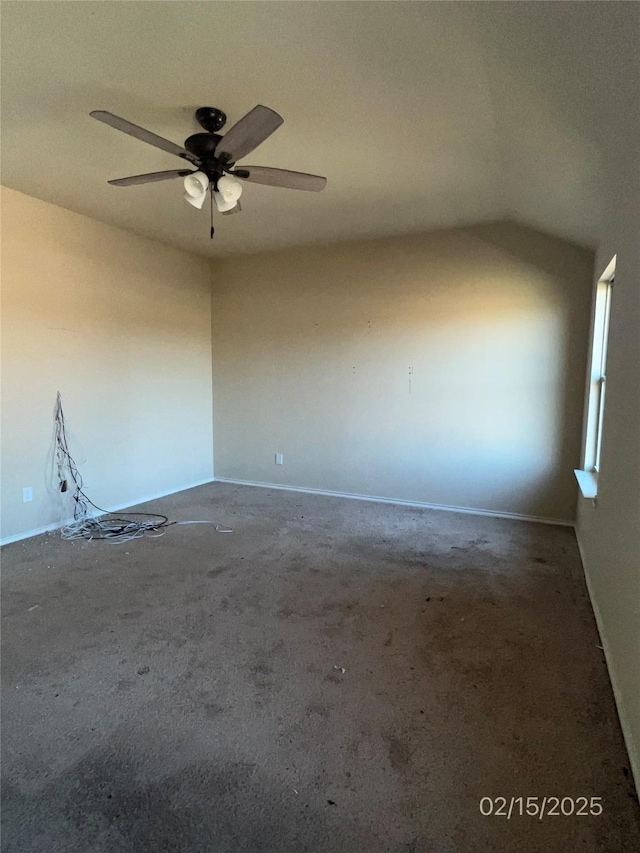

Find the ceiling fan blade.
xmin=222 ymin=200 xmax=242 ymax=216
xmin=215 ymin=105 xmax=283 ymax=163
xmin=237 ymin=166 xmax=327 ymax=192
xmin=91 ymin=110 xmax=198 ymax=164
xmin=108 ymin=169 xmax=193 ymax=187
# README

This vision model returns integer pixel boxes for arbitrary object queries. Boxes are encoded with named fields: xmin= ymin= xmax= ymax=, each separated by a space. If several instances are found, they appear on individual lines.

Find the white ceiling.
xmin=1 ymin=2 xmax=637 ymax=258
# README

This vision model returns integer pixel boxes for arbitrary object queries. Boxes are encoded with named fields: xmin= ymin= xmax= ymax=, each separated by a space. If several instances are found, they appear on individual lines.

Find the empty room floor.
xmin=2 ymin=482 xmax=638 ymax=852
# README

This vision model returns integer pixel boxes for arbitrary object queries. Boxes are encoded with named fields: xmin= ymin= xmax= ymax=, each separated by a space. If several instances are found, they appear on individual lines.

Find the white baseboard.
xmin=0 ymin=519 xmax=70 ymax=547
xmin=575 ymin=535 xmax=640 ymax=795
xmin=213 ymin=477 xmax=574 ymax=527
xmin=0 ymin=478 xmax=214 ymax=546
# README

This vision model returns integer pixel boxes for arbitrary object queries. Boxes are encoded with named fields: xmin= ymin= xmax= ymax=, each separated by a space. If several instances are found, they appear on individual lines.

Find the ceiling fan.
xmin=90 ymin=105 xmax=327 ymax=236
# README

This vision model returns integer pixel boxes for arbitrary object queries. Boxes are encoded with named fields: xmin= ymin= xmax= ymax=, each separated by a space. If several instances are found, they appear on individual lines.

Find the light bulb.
xmin=216 ymin=175 xmax=243 ymax=204
xmin=184 ymin=171 xmax=209 ymax=197
xmin=213 ymin=192 xmax=239 ymax=213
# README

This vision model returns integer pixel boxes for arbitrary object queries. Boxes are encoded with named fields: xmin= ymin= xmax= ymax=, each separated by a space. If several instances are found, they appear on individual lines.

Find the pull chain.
xmin=210 ymin=185 xmax=214 ymax=239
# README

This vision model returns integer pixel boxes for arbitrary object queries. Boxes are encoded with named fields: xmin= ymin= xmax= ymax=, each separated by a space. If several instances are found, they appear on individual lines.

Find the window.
xmin=575 ymin=255 xmax=615 ymax=500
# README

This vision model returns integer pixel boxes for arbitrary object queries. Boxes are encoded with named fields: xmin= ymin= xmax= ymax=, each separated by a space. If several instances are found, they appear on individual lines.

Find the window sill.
xmin=574 ymin=469 xmax=598 ymax=499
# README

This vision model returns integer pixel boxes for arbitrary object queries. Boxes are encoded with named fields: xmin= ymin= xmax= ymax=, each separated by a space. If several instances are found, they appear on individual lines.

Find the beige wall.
xmin=575 ymin=147 xmax=640 ymax=782
xmin=0 ymin=187 xmax=213 ymax=543
xmin=211 ymin=222 xmax=593 ymax=523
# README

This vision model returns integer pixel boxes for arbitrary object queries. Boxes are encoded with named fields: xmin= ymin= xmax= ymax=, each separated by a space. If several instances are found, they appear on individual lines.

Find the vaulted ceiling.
xmin=2 ymin=2 xmax=637 ymax=257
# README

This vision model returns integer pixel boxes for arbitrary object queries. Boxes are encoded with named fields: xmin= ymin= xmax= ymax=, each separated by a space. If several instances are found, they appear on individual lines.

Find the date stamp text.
xmin=479 ymin=796 xmax=603 ymax=819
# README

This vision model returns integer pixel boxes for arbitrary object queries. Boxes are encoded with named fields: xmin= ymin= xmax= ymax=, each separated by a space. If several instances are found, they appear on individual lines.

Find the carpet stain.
xmin=306 ymin=704 xmax=331 ymax=719
xmin=384 ymin=734 xmax=414 ymax=774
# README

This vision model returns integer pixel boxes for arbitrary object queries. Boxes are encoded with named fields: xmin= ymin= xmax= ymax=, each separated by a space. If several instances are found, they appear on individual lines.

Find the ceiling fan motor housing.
xmin=184 ymin=108 xmax=234 ymax=178
xmin=184 ymin=132 xmax=221 ymax=157
xmin=184 ymin=133 xmax=227 ymax=178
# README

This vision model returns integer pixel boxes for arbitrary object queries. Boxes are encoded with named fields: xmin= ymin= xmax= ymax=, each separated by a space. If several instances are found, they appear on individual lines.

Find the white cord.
xmin=177 ymin=521 xmax=234 ymax=532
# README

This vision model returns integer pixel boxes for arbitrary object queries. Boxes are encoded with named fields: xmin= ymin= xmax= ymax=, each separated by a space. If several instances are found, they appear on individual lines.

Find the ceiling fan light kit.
xmin=183 ymin=170 xmax=210 ymax=208
xmin=214 ymin=175 xmax=243 ymax=212
xmin=91 ymin=104 xmax=327 ymax=238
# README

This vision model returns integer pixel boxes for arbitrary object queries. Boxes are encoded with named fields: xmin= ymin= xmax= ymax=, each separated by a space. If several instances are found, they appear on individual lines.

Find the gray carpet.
xmin=1 ymin=482 xmax=638 ymax=852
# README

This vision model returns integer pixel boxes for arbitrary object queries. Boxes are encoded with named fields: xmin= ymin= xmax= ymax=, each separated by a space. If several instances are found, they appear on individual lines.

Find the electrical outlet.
xmin=275 ymin=453 xmax=284 ymax=465
xmin=23 ymin=487 xmax=33 ymax=503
